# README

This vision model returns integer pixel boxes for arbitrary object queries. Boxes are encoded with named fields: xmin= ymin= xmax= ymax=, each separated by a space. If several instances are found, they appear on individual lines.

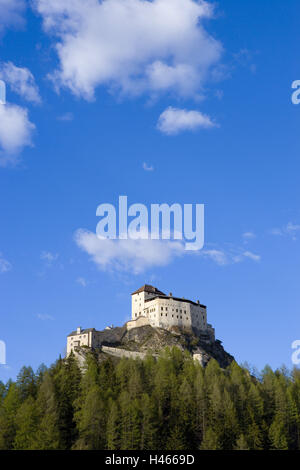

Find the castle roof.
xmin=131 ymin=284 xmax=166 ymax=296
xmin=145 ymin=295 xmax=206 ymax=309
xmin=68 ymin=328 xmax=96 ymax=337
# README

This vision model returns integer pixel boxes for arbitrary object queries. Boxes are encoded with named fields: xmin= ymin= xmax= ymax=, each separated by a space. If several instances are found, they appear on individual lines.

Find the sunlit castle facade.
xmin=128 ymin=285 xmax=215 ymax=340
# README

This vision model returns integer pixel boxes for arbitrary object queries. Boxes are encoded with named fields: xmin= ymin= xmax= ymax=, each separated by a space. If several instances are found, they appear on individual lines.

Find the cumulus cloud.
xmin=0 ymin=253 xmax=11 ymax=273
xmin=0 ymin=62 xmax=41 ymax=104
xmin=75 ymin=229 xmax=185 ymax=274
xmin=0 ymin=103 xmax=35 ymax=166
xmin=74 ymin=228 xmax=261 ymax=274
xmin=34 ymin=0 xmax=222 ymax=100
xmin=157 ymin=106 xmax=216 ymax=135
xmin=0 ymin=0 xmax=25 ymax=34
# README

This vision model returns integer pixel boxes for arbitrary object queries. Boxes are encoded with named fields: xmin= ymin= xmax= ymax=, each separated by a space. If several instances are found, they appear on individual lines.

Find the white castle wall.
xmin=131 ymin=293 xmax=208 ymax=333
xmin=126 ymin=316 xmax=150 ymax=330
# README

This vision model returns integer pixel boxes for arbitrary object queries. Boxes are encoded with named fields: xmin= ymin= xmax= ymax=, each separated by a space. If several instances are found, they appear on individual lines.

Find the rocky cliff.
xmin=83 ymin=324 xmax=234 ymax=368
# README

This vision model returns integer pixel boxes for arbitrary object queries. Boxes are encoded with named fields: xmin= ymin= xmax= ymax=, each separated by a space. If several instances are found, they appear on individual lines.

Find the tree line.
xmin=0 ymin=348 xmax=299 ymax=450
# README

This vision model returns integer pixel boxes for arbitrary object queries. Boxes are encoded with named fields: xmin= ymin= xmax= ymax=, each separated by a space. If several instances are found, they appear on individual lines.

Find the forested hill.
xmin=0 ymin=349 xmax=299 ymax=450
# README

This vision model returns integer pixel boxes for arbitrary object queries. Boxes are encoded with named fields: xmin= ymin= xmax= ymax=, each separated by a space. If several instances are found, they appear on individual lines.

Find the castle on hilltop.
xmin=67 ymin=285 xmax=215 ymax=356
xmin=127 ymin=285 xmax=214 ymax=338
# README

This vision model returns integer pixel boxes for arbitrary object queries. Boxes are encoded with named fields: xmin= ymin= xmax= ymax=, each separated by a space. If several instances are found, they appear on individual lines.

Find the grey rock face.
xmin=93 ymin=324 xmax=234 ymax=368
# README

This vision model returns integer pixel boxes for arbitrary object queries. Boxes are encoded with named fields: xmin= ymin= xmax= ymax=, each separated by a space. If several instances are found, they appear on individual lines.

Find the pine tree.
xmin=140 ymin=393 xmax=159 ymax=450
xmin=119 ymin=391 xmax=141 ymax=450
xmin=200 ymin=427 xmax=221 ymax=450
xmin=13 ymin=396 xmax=38 ymax=450
xmin=16 ymin=366 xmax=37 ymax=401
xmin=269 ymin=416 xmax=288 ymax=450
xmin=106 ymin=399 xmax=121 ymax=450
xmin=235 ymin=434 xmax=249 ymax=450
xmin=0 ymin=382 xmax=21 ymax=449
xmin=34 ymin=372 xmax=60 ymax=449
xmin=55 ymin=353 xmax=81 ymax=449
xmin=73 ymin=385 xmax=106 ymax=449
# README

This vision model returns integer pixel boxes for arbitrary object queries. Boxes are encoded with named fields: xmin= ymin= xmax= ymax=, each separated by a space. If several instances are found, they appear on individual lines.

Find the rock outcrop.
xmin=75 ymin=324 xmax=234 ymax=369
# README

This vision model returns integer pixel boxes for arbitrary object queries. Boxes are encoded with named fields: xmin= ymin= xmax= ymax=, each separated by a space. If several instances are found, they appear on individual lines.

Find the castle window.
xmin=184 ymin=310 xmax=186 ymax=314
xmin=165 ymin=313 xmax=167 ymax=316
xmin=180 ymin=316 xmax=182 ymax=319
xmin=166 ymin=307 xmax=168 ymax=311
xmin=161 ymin=307 xmax=163 ymax=310
xmin=176 ymin=309 xmax=178 ymax=312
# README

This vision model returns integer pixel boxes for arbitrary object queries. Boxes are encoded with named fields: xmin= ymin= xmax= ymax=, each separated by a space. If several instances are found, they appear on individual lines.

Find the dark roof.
xmin=131 ymin=284 xmax=166 ymax=296
xmin=145 ymin=295 xmax=206 ymax=309
xmin=68 ymin=328 xmax=96 ymax=337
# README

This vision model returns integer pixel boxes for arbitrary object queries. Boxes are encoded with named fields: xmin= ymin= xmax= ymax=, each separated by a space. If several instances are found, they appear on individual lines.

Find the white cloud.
xmin=0 ymin=0 xmax=25 ymax=34
xmin=0 ymin=253 xmax=11 ymax=273
xmin=200 ymin=247 xmax=261 ymax=266
xmin=76 ymin=276 xmax=87 ymax=287
xmin=200 ymin=249 xmax=227 ymax=266
xmin=74 ymin=229 xmax=185 ymax=274
xmin=242 ymin=251 xmax=261 ymax=262
xmin=157 ymin=106 xmax=216 ymax=135
xmin=269 ymin=228 xmax=282 ymax=236
xmin=142 ymin=162 xmax=154 ymax=172
xmin=40 ymin=251 xmax=59 ymax=265
xmin=34 ymin=0 xmax=222 ymax=100
xmin=0 ymin=103 xmax=35 ymax=167
xmin=0 ymin=62 xmax=41 ymax=104
xmin=57 ymin=112 xmax=74 ymax=121
xmin=74 ymin=229 xmax=261 ymax=273
xmin=36 ymin=313 xmax=54 ymax=321
xmin=286 ymin=222 xmax=300 ymax=238
xmin=270 ymin=222 xmax=300 ymax=241
xmin=242 ymin=231 xmax=256 ymax=240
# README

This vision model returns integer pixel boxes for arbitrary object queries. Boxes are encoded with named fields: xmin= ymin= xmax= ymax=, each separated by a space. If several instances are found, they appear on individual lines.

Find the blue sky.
xmin=0 ymin=0 xmax=299 ymax=381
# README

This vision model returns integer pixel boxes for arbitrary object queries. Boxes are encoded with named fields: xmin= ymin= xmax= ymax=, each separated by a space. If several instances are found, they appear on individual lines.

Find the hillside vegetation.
xmin=0 ymin=349 xmax=299 ymax=450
